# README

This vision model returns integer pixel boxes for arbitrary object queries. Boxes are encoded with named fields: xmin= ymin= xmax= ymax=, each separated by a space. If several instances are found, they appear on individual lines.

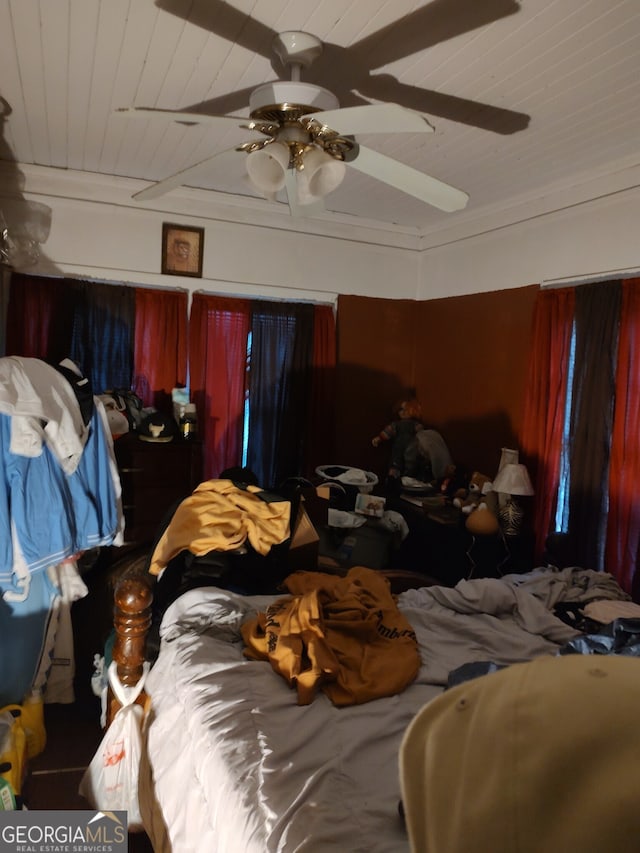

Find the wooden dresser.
xmin=114 ymin=433 xmax=203 ymax=546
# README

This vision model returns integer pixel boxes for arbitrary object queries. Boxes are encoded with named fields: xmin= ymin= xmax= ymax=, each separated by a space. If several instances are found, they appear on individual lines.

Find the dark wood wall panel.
xmin=335 ymin=295 xmax=420 ymax=476
xmin=336 ymin=286 xmax=538 ymax=482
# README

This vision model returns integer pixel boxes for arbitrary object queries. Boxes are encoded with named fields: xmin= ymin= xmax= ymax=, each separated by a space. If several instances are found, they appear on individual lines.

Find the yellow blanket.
xmin=149 ymin=479 xmax=291 ymax=576
xmin=242 ymin=566 xmax=420 ymax=706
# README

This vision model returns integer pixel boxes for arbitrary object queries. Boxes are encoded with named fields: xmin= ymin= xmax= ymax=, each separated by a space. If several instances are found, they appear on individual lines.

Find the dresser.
xmin=114 ymin=433 xmax=203 ymax=546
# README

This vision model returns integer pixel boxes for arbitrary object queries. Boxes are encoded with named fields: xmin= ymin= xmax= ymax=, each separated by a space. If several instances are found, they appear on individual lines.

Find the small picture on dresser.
xmin=354 ymin=493 xmax=386 ymax=518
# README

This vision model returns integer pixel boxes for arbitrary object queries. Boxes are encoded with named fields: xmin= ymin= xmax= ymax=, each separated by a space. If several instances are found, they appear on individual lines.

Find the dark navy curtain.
xmin=6 ymin=274 xmax=134 ymax=390
xmin=69 ymin=281 xmax=135 ymax=393
xmin=246 ymin=301 xmax=314 ymax=490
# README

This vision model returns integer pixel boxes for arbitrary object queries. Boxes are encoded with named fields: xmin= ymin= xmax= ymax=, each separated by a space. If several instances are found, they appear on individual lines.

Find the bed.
xmin=109 ymin=543 xmax=634 ymax=853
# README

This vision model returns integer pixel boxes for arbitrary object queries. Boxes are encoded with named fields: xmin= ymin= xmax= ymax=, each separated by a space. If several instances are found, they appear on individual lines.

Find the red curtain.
xmin=519 ymin=287 xmax=575 ymax=560
xmin=132 ymin=287 xmax=188 ymax=409
xmin=5 ymin=273 xmax=62 ymax=358
xmin=606 ymin=278 xmax=640 ymax=593
xmin=306 ymin=303 xmax=337 ymax=473
xmin=189 ymin=293 xmax=250 ymax=479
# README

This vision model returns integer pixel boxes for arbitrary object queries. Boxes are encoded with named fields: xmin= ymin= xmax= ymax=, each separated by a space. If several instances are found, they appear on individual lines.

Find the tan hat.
xmin=399 ymin=654 xmax=640 ymax=853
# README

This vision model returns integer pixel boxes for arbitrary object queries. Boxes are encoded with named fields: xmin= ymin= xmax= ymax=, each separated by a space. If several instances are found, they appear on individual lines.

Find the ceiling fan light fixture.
xmin=297 ymin=147 xmax=346 ymax=204
xmin=246 ymin=142 xmax=290 ymax=193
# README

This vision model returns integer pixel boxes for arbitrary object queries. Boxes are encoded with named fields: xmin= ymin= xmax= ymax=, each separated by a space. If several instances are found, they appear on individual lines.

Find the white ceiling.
xmin=1 ymin=0 xmax=639 ymax=233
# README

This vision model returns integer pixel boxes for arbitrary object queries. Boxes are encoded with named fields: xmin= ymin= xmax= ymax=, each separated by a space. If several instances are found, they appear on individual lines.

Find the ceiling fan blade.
xmin=357 ymin=77 xmax=529 ymax=135
xmin=133 ymin=147 xmax=241 ymax=201
xmin=283 ymin=170 xmax=325 ymax=219
xmin=309 ymin=104 xmax=433 ymax=136
xmin=114 ymin=107 xmax=247 ymax=131
xmin=346 ymin=145 xmax=468 ymax=213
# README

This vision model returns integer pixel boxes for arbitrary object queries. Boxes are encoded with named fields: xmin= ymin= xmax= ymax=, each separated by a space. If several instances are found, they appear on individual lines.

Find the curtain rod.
xmin=541 ymin=267 xmax=640 ymax=288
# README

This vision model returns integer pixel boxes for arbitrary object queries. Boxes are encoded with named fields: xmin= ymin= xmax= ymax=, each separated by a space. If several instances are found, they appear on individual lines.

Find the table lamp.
xmin=492 ymin=462 xmax=534 ymax=536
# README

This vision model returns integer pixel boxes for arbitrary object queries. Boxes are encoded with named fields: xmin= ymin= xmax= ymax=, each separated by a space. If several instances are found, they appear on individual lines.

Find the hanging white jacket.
xmin=0 ymin=355 xmax=89 ymax=474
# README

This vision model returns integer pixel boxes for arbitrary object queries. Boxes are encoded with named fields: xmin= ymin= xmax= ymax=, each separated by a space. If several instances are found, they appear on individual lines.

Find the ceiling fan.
xmin=117 ymin=31 xmax=470 ymax=216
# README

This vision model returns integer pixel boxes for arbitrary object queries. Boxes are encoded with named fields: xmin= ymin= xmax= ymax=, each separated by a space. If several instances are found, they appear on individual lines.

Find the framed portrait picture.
xmin=161 ymin=223 xmax=204 ymax=277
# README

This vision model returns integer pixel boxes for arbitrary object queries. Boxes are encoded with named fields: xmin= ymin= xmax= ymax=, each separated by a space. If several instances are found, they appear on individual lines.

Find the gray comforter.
xmin=141 ymin=566 xmax=626 ymax=852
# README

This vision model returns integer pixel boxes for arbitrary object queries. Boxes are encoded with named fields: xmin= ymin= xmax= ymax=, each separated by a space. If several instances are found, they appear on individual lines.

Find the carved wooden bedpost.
xmin=107 ymin=574 xmax=153 ymax=724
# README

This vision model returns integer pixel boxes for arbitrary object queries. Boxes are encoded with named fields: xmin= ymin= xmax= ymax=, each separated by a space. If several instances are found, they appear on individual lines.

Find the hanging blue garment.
xmin=0 ymin=568 xmax=59 ymax=707
xmin=0 ymin=406 xmax=120 ymax=594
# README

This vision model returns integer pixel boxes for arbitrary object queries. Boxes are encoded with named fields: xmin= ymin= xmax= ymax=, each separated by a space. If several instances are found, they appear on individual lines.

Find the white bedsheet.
xmin=141 ymin=567 xmax=625 ymax=852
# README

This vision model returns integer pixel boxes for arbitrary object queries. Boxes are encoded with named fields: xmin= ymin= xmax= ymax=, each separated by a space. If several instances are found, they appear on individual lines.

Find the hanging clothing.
xmin=0 ymin=568 xmax=59 ymax=707
xmin=0 ymin=355 xmax=89 ymax=474
xmin=0 ymin=370 xmax=122 ymax=705
xmin=40 ymin=560 xmax=89 ymax=704
xmin=0 ymin=399 xmax=123 ymax=597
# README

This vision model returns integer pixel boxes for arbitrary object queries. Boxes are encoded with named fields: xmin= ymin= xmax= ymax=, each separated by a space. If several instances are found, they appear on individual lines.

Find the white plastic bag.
xmin=79 ymin=661 xmax=149 ymax=830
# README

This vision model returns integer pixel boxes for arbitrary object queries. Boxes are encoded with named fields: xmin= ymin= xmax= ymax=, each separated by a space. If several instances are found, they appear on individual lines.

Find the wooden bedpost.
xmin=107 ymin=573 xmax=153 ymax=723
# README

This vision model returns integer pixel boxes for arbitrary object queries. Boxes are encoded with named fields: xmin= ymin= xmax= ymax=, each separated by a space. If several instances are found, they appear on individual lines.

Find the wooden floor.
xmin=23 ymin=685 xmax=154 ymax=851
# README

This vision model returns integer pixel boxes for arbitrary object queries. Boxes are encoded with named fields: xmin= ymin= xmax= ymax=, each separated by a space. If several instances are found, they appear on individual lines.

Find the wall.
xmin=335 ymin=296 xmax=420 ymax=478
xmin=6 ymin=163 xmax=640 ymax=305
xmin=336 ymin=287 xmax=538 ymax=482
xmin=417 ymin=165 xmax=640 ymax=299
xmin=5 ymin=164 xmax=421 ymax=305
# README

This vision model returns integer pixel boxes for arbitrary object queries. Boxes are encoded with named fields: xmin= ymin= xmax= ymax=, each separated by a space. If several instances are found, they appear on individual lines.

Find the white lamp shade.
xmin=246 ymin=142 xmax=290 ymax=193
xmin=497 ymin=447 xmax=519 ymax=474
xmin=492 ymin=463 xmax=534 ymax=496
xmin=297 ymin=148 xmax=346 ymax=204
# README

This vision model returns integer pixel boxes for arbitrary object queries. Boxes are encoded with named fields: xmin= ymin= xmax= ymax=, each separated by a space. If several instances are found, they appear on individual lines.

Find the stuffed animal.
xmin=453 ymin=471 xmax=494 ymax=515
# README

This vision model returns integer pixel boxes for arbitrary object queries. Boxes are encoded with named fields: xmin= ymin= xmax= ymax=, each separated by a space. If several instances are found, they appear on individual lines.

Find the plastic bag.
xmin=79 ymin=661 xmax=149 ymax=830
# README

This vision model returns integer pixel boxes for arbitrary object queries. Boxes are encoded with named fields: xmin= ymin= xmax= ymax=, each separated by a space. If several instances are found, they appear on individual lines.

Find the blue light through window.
xmin=554 ymin=321 xmax=576 ymax=532
xmin=241 ymin=331 xmax=252 ymax=467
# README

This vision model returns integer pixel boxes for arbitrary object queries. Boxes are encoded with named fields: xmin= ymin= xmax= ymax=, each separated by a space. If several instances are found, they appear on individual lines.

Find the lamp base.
xmin=499 ymin=498 xmax=524 ymax=537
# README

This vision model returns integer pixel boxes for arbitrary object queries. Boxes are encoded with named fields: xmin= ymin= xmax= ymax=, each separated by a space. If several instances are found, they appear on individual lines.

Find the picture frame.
xmin=354 ymin=493 xmax=386 ymax=518
xmin=161 ymin=223 xmax=204 ymax=278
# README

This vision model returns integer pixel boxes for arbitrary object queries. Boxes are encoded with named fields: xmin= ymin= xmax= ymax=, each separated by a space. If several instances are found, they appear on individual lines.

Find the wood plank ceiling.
xmin=0 ymin=0 xmax=639 ymax=232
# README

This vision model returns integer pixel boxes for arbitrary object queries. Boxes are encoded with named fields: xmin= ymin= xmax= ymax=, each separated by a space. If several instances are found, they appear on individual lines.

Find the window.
xmin=554 ymin=322 xmax=576 ymax=533
xmin=241 ymin=331 xmax=252 ymax=468
xmin=189 ymin=294 xmax=335 ymax=488
xmin=522 ymin=278 xmax=640 ymax=594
